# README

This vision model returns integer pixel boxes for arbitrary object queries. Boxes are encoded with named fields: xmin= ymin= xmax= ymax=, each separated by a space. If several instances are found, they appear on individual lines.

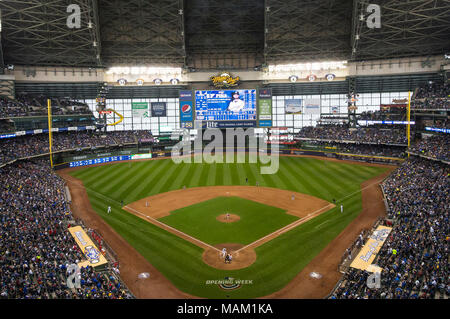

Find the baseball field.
xmin=61 ymin=155 xmax=392 ymax=298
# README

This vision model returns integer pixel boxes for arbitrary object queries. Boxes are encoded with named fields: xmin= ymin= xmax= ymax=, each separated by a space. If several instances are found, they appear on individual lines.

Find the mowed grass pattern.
xmin=159 ymin=196 xmax=298 ymax=245
xmin=69 ymin=156 xmax=387 ymax=298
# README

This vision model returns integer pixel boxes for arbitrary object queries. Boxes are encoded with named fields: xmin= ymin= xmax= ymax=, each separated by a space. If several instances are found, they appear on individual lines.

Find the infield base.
xmin=202 ymin=243 xmax=256 ymax=270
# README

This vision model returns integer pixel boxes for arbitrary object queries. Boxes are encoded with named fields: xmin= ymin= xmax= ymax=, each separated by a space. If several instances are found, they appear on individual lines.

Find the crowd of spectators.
xmin=412 ymin=98 xmax=450 ymax=110
xmin=0 ymin=120 xmax=15 ymax=133
xmin=331 ymin=157 xmax=449 ymax=299
xmin=415 ymin=82 xmax=450 ymax=99
xmin=302 ymin=140 xmax=406 ymax=158
xmin=422 ymin=119 xmax=450 ymax=130
xmin=296 ymin=124 xmax=409 ymax=145
xmin=336 ymin=143 xmax=405 ymax=158
xmin=412 ymin=81 xmax=450 ymax=110
xmin=0 ymin=97 xmax=30 ymax=118
xmin=0 ymin=160 xmax=133 ymax=299
xmin=305 ymin=141 xmax=406 ymax=158
xmin=0 ymin=130 xmax=154 ymax=165
xmin=0 ymin=95 xmax=93 ymax=118
xmin=409 ymin=133 xmax=449 ymax=162
xmin=357 ymin=110 xmax=406 ymax=122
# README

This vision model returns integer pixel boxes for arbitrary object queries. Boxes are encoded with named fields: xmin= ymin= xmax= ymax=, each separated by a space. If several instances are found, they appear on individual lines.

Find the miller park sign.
xmin=210 ymin=71 xmax=240 ymax=88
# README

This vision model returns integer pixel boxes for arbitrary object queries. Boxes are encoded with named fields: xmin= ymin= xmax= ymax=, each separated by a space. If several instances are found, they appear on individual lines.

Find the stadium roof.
xmin=1 ymin=0 xmax=450 ymax=70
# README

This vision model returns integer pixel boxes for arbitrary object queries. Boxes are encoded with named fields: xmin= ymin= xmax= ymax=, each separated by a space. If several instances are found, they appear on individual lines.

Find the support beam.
xmin=0 ymin=0 xmax=100 ymax=67
xmin=90 ymin=0 xmax=103 ymax=67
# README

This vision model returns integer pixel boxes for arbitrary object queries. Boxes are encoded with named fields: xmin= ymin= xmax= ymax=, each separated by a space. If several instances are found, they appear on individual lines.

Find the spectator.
xmin=0 ymin=159 xmax=133 ymax=299
xmin=331 ymin=157 xmax=449 ymax=299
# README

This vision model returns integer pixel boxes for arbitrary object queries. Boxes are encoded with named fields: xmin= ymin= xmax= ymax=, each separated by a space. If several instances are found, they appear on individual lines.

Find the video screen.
xmin=195 ymin=90 xmax=256 ymax=121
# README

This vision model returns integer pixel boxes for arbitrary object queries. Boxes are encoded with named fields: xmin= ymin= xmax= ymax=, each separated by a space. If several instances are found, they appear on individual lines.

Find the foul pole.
xmin=407 ymin=91 xmax=411 ymax=158
xmin=47 ymin=99 xmax=53 ymax=168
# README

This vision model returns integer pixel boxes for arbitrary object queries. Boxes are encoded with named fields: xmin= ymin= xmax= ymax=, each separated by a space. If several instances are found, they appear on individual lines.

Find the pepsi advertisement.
xmin=179 ymin=90 xmax=194 ymax=127
xmin=195 ymin=90 xmax=256 ymax=126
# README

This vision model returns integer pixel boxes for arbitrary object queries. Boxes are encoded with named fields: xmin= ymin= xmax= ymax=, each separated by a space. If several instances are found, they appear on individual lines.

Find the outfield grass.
xmin=159 ymin=196 xmax=298 ymax=245
xmin=69 ymin=156 xmax=387 ymax=298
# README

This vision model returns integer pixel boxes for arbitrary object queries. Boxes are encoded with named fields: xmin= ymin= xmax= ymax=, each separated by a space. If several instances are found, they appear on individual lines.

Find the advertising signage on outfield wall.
xmin=69 ymin=154 xmax=153 ymax=167
xmin=358 ymin=120 xmax=416 ymax=125
xmin=69 ymin=156 xmax=132 ymax=167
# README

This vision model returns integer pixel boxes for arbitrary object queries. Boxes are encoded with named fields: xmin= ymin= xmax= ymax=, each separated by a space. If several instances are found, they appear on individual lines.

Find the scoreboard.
xmin=195 ymin=90 xmax=256 ymax=127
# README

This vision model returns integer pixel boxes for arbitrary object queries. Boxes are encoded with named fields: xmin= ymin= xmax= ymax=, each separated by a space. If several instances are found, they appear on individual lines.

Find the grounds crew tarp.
xmin=350 ymin=225 xmax=392 ymax=272
xmin=68 ymin=226 xmax=108 ymax=268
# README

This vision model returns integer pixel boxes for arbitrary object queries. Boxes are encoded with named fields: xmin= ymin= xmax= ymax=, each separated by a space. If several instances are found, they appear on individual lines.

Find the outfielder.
xmin=107 ymin=206 xmax=111 ymax=214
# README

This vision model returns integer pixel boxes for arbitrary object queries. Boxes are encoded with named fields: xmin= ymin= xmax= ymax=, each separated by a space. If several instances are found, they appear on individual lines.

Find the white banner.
xmin=303 ymin=99 xmax=321 ymax=114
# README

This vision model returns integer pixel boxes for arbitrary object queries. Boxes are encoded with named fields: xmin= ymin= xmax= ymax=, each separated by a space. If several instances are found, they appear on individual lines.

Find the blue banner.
xmin=180 ymin=101 xmax=193 ymax=122
xmin=259 ymin=120 xmax=272 ymax=127
xmin=0 ymin=133 xmax=16 ymax=139
xmin=425 ymin=127 xmax=450 ymax=133
xmin=179 ymin=90 xmax=193 ymax=101
xmin=69 ymin=155 xmax=132 ymax=168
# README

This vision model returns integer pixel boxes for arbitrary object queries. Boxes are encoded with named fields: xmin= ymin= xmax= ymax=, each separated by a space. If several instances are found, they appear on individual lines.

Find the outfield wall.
xmin=50 ymin=146 xmax=403 ymax=170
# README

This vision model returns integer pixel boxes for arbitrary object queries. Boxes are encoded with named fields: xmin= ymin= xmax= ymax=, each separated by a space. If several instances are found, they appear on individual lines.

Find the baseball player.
xmin=291 ymin=194 xmax=295 ymax=201
xmin=226 ymin=212 xmax=230 ymax=220
xmin=221 ymin=248 xmax=227 ymax=259
xmin=341 ymin=204 xmax=344 ymax=213
xmin=107 ymin=206 xmax=111 ymax=214
xmin=227 ymin=92 xmax=245 ymax=112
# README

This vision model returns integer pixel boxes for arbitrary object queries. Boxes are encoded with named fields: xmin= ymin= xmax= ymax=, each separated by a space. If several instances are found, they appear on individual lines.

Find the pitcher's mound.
xmin=216 ymin=214 xmax=240 ymax=223
xmin=202 ymin=243 xmax=256 ymax=270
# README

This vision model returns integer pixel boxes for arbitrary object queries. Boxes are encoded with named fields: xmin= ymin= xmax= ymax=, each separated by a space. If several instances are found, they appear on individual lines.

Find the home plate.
xmin=310 ymin=272 xmax=322 ymax=279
